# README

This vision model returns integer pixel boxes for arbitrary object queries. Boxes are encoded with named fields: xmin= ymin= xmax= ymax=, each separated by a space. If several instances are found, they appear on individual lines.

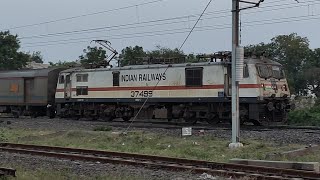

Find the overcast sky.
xmin=1 ymin=0 xmax=319 ymax=63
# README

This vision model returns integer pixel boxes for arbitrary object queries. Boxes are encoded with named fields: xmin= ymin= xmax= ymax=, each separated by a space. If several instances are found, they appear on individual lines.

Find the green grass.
xmin=93 ymin=126 xmax=113 ymax=132
xmin=0 ymin=127 xmax=302 ymax=162
xmin=0 ymin=127 xmax=314 ymax=179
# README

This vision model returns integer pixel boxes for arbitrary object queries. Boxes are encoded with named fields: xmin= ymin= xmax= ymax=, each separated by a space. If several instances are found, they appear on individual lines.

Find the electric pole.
xmin=229 ymin=0 xmax=264 ymax=149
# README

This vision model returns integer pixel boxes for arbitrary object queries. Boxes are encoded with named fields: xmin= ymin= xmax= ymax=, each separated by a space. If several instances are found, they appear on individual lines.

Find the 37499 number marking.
xmin=130 ymin=91 xmax=153 ymax=98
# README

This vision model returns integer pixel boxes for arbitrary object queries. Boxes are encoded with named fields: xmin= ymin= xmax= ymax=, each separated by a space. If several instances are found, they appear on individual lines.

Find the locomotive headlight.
xmin=261 ymin=83 xmax=266 ymax=90
xmin=283 ymin=85 xmax=288 ymax=91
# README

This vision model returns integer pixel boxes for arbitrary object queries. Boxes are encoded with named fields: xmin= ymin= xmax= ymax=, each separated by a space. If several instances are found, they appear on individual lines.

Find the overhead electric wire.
xmin=178 ymin=0 xmax=213 ymax=50
xmin=23 ymin=13 xmax=320 ymax=48
xmin=4 ymin=0 xmax=166 ymax=31
xmin=21 ymin=1 xmax=320 ymax=47
xmin=19 ymin=13 xmax=229 ymax=40
xmin=6 ymin=0 xmax=288 ymax=32
xmin=19 ymin=0 xmax=319 ymax=41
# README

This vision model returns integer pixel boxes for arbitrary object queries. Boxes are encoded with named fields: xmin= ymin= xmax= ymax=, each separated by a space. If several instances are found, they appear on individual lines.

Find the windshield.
xmin=257 ymin=64 xmax=284 ymax=79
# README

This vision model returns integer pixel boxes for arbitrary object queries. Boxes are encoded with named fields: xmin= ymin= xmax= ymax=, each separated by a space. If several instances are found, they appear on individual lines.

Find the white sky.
xmin=1 ymin=0 xmax=319 ymax=63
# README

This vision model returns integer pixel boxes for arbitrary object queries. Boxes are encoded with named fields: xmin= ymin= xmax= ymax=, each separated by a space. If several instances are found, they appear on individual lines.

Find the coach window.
xmin=58 ymin=75 xmax=65 ymax=84
xmin=243 ymin=63 xmax=249 ymax=78
xmin=113 ymin=71 xmax=120 ymax=86
xmin=185 ymin=68 xmax=203 ymax=87
xmin=76 ymin=86 xmax=88 ymax=96
xmin=76 ymin=74 xmax=88 ymax=82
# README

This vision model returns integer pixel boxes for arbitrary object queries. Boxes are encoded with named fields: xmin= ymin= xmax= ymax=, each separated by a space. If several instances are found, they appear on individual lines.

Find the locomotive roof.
xmin=61 ymin=57 xmax=281 ymax=73
xmin=0 ymin=68 xmax=60 ymax=78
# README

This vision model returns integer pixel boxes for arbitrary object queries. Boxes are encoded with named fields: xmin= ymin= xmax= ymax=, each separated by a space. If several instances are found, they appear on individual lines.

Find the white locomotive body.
xmin=55 ymin=57 xmax=290 ymax=125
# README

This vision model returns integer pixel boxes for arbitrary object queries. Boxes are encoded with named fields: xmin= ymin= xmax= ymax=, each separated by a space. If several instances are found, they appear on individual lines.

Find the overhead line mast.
xmin=229 ymin=0 xmax=264 ymax=149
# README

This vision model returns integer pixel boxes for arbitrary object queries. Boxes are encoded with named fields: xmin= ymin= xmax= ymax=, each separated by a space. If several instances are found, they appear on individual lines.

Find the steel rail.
xmin=0 ymin=143 xmax=319 ymax=179
xmin=0 ymin=167 xmax=16 ymax=177
xmin=2 ymin=116 xmax=320 ymax=131
xmin=54 ymin=118 xmax=320 ymax=131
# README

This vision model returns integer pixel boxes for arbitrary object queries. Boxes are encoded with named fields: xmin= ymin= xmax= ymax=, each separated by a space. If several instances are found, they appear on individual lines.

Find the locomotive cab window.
xmin=58 ymin=75 xmax=65 ymax=84
xmin=66 ymin=75 xmax=71 ymax=84
xmin=76 ymin=74 xmax=88 ymax=82
xmin=113 ymin=71 xmax=120 ymax=86
xmin=76 ymin=86 xmax=88 ymax=96
xmin=185 ymin=68 xmax=203 ymax=87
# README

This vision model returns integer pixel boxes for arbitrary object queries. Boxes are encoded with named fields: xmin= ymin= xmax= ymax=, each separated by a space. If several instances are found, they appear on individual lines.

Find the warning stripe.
xmin=56 ymin=84 xmax=260 ymax=92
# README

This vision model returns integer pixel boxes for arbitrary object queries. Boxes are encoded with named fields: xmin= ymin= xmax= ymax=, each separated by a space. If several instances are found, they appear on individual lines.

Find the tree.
xmin=186 ymin=53 xmax=197 ymax=62
xmin=302 ymin=48 xmax=320 ymax=96
xmin=308 ymin=48 xmax=320 ymax=67
xmin=245 ymin=33 xmax=312 ymax=94
xmin=270 ymin=33 xmax=310 ymax=72
xmin=304 ymin=67 xmax=320 ymax=97
xmin=244 ymin=43 xmax=274 ymax=58
xmin=119 ymin=46 xmax=146 ymax=66
xmin=49 ymin=60 xmax=78 ymax=68
xmin=79 ymin=46 xmax=107 ymax=65
xmin=0 ymin=31 xmax=44 ymax=70
xmin=0 ymin=31 xmax=28 ymax=70
xmin=147 ymin=45 xmax=184 ymax=58
xmin=119 ymin=45 xmax=186 ymax=66
xmin=29 ymin=51 xmax=43 ymax=63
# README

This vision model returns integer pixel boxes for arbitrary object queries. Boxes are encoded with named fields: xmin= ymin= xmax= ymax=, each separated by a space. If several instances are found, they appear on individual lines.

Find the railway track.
xmin=42 ymin=117 xmax=319 ymax=132
xmin=0 ymin=167 xmax=16 ymax=177
xmin=2 ymin=116 xmax=320 ymax=132
xmin=86 ymin=119 xmax=320 ymax=132
xmin=0 ymin=143 xmax=319 ymax=179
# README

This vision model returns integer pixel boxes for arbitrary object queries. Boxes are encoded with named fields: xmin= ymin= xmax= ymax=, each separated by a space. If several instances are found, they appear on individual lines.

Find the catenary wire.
xmin=6 ymin=0 xmax=289 ymax=32
xmin=3 ymin=0 xmax=166 ymax=31
xmin=19 ymin=0 xmax=319 ymax=40
xmin=23 ymin=13 xmax=320 ymax=48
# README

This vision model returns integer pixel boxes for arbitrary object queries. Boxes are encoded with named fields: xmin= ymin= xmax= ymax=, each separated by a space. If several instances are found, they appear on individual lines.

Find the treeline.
xmin=245 ymin=33 xmax=320 ymax=97
xmin=0 ymin=31 xmax=43 ymax=69
xmin=0 ymin=31 xmax=319 ymax=97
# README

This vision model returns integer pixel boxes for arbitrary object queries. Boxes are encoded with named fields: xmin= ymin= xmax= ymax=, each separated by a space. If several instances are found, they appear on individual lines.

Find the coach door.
xmin=24 ymin=78 xmax=34 ymax=103
xmin=64 ymin=74 xmax=72 ymax=99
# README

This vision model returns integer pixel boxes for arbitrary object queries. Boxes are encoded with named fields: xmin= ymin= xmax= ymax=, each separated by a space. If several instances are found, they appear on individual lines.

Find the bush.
xmin=315 ymin=98 xmax=320 ymax=106
xmin=288 ymin=105 xmax=320 ymax=126
xmin=93 ymin=126 xmax=113 ymax=132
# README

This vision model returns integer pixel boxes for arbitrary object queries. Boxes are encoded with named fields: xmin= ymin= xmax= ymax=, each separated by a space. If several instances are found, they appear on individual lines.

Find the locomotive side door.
xmin=64 ymin=74 xmax=72 ymax=99
xmin=224 ymin=65 xmax=232 ymax=97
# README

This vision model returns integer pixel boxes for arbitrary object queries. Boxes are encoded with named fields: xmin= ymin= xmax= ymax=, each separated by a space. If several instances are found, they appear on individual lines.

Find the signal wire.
xmin=123 ymin=0 xmax=215 ymax=133
xmin=178 ymin=0 xmax=213 ymax=50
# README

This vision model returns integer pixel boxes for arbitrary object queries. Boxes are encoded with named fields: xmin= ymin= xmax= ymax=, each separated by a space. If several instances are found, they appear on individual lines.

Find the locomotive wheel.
xmin=12 ymin=112 xmax=19 ymax=118
xmin=103 ymin=116 xmax=114 ymax=122
xmin=252 ymin=120 xmax=261 ymax=126
xmin=251 ymin=118 xmax=269 ymax=126
xmin=122 ymin=116 xmax=131 ymax=122
xmin=206 ymin=113 xmax=220 ymax=125
xmin=239 ymin=115 xmax=248 ymax=125
xmin=184 ymin=116 xmax=198 ymax=125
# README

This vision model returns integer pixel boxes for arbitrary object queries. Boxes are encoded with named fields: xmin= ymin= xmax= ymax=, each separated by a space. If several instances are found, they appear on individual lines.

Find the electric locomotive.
xmin=54 ymin=54 xmax=291 ymax=125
